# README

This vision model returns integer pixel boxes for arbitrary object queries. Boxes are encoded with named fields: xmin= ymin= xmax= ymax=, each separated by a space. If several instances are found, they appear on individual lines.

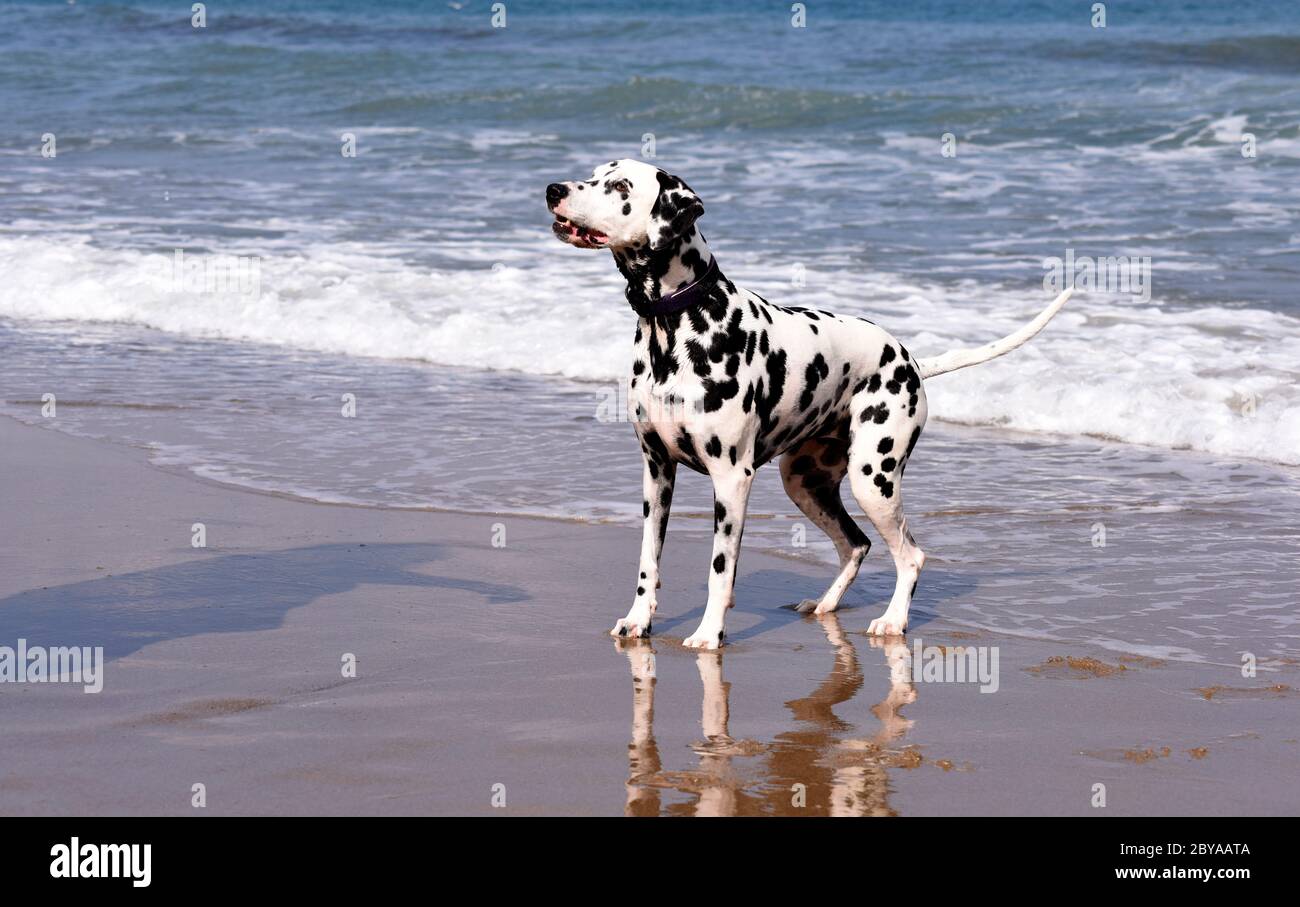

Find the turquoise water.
xmin=3 ymin=0 xmax=1298 ymax=304
xmin=3 ymin=1 xmax=1300 ymax=465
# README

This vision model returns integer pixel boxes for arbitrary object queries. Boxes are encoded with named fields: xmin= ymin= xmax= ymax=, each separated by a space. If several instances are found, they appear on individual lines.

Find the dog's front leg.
xmin=611 ymin=456 xmax=676 ymax=638
xmin=683 ymin=467 xmax=754 ymax=650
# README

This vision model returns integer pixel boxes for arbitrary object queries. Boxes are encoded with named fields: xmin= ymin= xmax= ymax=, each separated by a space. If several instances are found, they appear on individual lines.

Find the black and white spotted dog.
xmin=546 ymin=159 xmax=1071 ymax=650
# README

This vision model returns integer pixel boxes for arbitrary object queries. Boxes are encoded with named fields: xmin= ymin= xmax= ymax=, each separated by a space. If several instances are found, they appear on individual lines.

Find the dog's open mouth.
xmin=552 ymin=215 xmax=609 ymax=248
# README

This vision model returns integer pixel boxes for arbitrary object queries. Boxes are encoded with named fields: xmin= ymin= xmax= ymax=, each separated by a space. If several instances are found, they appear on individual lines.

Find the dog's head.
xmin=545 ymin=159 xmax=704 ymax=252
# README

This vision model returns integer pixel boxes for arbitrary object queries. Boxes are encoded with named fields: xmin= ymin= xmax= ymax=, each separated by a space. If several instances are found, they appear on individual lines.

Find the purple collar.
xmin=630 ymin=257 xmax=720 ymax=319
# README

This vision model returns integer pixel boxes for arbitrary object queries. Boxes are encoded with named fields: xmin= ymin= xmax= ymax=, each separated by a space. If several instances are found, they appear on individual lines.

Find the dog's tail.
xmin=915 ymin=287 xmax=1074 ymax=380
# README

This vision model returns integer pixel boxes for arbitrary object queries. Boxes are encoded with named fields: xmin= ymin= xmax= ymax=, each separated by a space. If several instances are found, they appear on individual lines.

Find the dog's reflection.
xmin=618 ymin=614 xmax=917 ymax=816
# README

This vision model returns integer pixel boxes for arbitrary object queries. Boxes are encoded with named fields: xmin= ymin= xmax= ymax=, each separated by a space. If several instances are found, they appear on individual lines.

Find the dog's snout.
xmin=545 ymin=182 xmax=569 ymax=208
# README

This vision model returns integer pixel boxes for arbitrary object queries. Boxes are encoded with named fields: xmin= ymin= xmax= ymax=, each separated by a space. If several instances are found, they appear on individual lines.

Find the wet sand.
xmin=1 ymin=416 xmax=1297 ymax=816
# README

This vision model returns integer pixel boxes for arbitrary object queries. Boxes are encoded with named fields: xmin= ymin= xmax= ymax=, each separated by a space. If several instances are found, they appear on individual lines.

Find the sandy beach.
xmin=2 ymin=415 xmax=1296 ymax=816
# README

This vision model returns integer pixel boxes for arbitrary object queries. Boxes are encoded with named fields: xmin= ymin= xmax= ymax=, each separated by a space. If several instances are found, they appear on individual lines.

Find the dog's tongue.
xmin=557 ymin=217 xmax=608 ymax=244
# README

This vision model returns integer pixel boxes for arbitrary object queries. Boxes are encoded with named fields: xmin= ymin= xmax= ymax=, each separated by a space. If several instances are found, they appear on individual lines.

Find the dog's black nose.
xmin=545 ymin=183 xmax=568 ymax=207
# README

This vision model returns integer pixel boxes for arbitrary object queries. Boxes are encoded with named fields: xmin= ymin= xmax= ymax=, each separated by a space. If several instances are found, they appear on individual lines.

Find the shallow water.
xmin=5 ymin=319 xmax=1298 ymax=667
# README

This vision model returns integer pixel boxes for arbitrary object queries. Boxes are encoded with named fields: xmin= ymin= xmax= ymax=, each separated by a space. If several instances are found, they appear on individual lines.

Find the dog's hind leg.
xmin=612 ymin=455 xmax=677 ymax=639
xmin=847 ymin=390 xmax=927 ymax=636
xmin=682 ymin=465 xmax=755 ymax=650
xmin=779 ymin=437 xmax=871 ymax=615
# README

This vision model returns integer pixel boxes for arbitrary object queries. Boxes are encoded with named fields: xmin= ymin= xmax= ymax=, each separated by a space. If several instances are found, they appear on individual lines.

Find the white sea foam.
xmin=1 ymin=234 xmax=1298 ymax=465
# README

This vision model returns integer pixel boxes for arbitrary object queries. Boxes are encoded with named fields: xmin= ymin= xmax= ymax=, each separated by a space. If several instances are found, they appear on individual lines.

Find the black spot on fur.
xmin=677 ymin=430 xmax=698 ymax=464
xmin=684 ymin=339 xmax=710 ymax=377
xmin=643 ymin=430 xmax=670 ymax=464
xmin=713 ymin=553 xmax=726 ymax=574
xmin=859 ymin=403 xmax=890 ymax=424
xmin=756 ymin=350 xmax=787 ymax=432
xmin=799 ymin=354 xmax=829 ymax=411
xmin=645 ymin=318 xmax=680 ymax=385
xmin=873 ymin=473 xmax=895 ymax=498
xmin=702 ymin=377 xmax=739 ymax=413
xmin=886 ymin=364 xmax=910 ymax=395
xmin=905 ymin=426 xmax=921 ymax=458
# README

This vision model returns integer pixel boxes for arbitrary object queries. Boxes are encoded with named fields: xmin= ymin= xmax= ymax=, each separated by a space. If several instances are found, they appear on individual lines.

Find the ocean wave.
xmin=1 ymin=234 xmax=1298 ymax=466
xmin=0 ymin=233 xmax=631 ymax=380
xmin=333 ymin=75 xmax=888 ymax=130
xmin=1048 ymin=33 xmax=1300 ymax=74
xmin=1136 ymin=34 xmax=1300 ymax=74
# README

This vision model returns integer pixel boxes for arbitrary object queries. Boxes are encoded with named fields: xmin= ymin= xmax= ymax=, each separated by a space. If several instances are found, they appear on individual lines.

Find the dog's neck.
xmin=612 ymin=229 xmax=719 ymax=318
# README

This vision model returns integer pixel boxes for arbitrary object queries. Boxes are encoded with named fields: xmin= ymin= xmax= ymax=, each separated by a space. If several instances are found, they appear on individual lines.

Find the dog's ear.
xmin=647 ymin=170 xmax=704 ymax=251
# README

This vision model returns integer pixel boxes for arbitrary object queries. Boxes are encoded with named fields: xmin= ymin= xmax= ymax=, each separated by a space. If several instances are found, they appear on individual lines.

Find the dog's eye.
xmin=611 ymin=179 xmax=630 ymax=194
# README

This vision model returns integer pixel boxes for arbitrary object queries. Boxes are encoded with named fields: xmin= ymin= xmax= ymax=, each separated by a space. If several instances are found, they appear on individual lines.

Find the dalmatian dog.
xmin=546 ymin=159 xmax=1072 ymax=650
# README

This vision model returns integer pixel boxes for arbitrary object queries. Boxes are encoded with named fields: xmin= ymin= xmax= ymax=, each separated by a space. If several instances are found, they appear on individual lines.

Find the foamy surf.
xmin=2 ymin=234 xmax=1298 ymax=466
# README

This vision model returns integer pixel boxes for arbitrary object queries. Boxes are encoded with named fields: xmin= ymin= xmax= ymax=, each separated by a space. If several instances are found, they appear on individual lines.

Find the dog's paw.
xmin=796 ymin=598 xmax=843 ymax=616
xmin=611 ymin=617 xmax=652 ymax=639
xmin=683 ymin=627 xmax=725 ymax=650
xmin=867 ymin=613 xmax=907 ymax=637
